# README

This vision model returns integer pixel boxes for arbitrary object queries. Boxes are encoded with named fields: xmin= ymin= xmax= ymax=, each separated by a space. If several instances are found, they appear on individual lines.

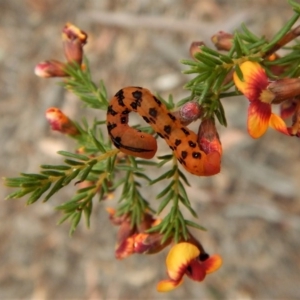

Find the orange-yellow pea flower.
xmin=156 ymin=242 xmax=222 ymax=292
xmin=106 ymin=208 xmax=170 ymax=259
xmin=233 ymin=61 xmax=289 ymax=138
xmin=45 ymin=107 xmax=79 ymax=135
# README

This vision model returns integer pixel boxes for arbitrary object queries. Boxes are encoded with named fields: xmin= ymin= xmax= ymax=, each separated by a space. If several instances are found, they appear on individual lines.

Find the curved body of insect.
xmin=106 ymin=86 xmax=221 ymax=176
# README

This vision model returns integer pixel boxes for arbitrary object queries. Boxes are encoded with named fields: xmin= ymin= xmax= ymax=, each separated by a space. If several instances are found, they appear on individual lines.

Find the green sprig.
xmin=4 ymin=2 xmax=300 ymax=241
xmin=148 ymin=155 xmax=202 ymax=243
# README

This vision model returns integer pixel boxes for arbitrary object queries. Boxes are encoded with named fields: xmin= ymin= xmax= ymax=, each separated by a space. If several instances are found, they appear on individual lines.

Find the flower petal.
xmin=62 ymin=23 xmax=87 ymax=64
xmin=185 ymin=259 xmax=207 ymax=281
xmin=269 ymin=113 xmax=290 ymax=136
xmin=280 ymin=99 xmax=297 ymax=119
xmin=202 ymin=254 xmax=223 ymax=274
xmin=247 ymin=102 xmax=271 ymax=138
xmin=115 ymin=236 xmax=134 ymax=259
xmin=156 ymin=279 xmax=183 ymax=292
xmin=133 ymin=233 xmax=171 ymax=254
xmin=234 ymin=61 xmax=269 ymax=102
xmin=165 ymin=243 xmax=200 ymax=281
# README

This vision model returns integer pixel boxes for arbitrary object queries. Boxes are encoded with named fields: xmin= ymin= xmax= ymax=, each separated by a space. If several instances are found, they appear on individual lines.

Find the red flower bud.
xmin=172 ymin=101 xmax=202 ymax=126
xmin=35 ymin=60 xmax=67 ymax=78
xmin=189 ymin=41 xmax=205 ymax=59
xmin=268 ymin=78 xmax=300 ymax=104
xmin=45 ymin=107 xmax=79 ymax=135
xmin=198 ymin=118 xmax=222 ymax=156
xmin=62 ymin=23 xmax=87 ymax=45
xmin=197 ymin=118 xmax=222 ymax=175
xmin=211 ymin=31 xmax=233 ymax=51
xmin=62 ymin=23 xmax=87 ymax=64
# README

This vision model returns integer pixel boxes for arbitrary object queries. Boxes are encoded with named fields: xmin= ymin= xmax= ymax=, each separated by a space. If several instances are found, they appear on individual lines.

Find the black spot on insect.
xmin=143 ymin=116 xmax=150 ymax=123
xmin=149 ymin=117 xmax=156 ymax=124
xmin=181 ymin=151 xmax=188 ymax=159
xmin=156 ymin=132 xmax=165 ymax=139
xmin=130 ymin=101 xmax=138 ymax=110
xmin=192 ymin=152 xmax=201 ymax=159
xmin=120 ymin=116 xmax=127 ymax=124
xmin=164 ymin=125 xmax=171 ymax=135
xmin=181 ymin=127 xmax=190 ymax=136
xmin=149 ymin=107 xmax=158 ymax=118
xmin=175 ymin=139 xmax=181 ymax=146
xmin=132 ymin=90 xmax=143 ymax=101
xmin=168 ymin=113 xmax=176 ymax=122
xmin=113 ymin=143 xmax=120 ymax=149
xmin=153 ymin=96 xmax=161 ymax=106
xmin=178 ymin=157 xmax=186 ymax=166
xmin=164 ymin=134 xmax=170 ymax=140
xmin=169 ymin=145 xmax=175 ymax=151
xmin=188 ymin=141 xmax=196 ymax=148
xmin=115 ymin=89 xmax=125 ymax=107
xmin=122 ymin=108 xmax=131 ymax=115
xmin=112 ymin=136 xmax=122 ymax=148
xmin=107 ymin=122 xmax=117 ymax=133
xmin=114 ymin=136 xmax=121 ymax=143
xmin=107 ymin=105 xmax=118 ymax=116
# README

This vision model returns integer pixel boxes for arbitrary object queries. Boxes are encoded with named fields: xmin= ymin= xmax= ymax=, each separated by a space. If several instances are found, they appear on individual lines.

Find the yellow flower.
xmin=156 ymin=242 xmax=222 ymax=292
xmin=233 ymin=61 xmax=289 ymax=138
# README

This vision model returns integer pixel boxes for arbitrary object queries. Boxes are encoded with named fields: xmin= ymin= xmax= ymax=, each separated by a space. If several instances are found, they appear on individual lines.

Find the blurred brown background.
xmin=1 ymin=1 xmax=300 ymax=299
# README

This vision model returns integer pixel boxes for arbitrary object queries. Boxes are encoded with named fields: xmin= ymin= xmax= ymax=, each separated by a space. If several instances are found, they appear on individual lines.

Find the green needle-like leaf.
xmin=41 ymin=165 xmax=72 ymax=171
xmin=43 ymin=176 xmax=66 ymax=202
xmin=20 ymin=173 xmax=49 ymax=180
xmin=157 ymin=190 xmax=174 ymax=214
xmin=58 ymin=150 xmax=90 ymax=161
xmin=185 ymin=219 xmax=207 ymax=231
xmin=27 ymin=182 xmax=52 ymax=205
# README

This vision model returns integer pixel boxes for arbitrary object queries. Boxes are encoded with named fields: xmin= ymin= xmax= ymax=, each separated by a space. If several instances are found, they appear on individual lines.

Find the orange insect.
xmin=106 ymin=87 xmax=221 ymax=176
